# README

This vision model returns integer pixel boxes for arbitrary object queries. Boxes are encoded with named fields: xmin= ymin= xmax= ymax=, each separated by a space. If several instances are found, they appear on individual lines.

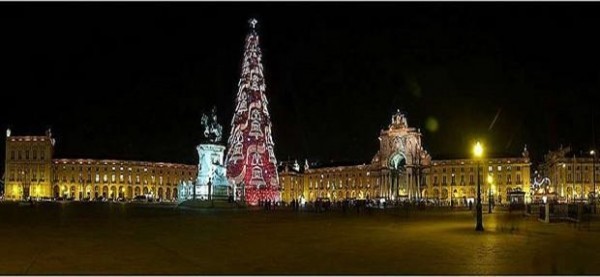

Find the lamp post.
xmin=451 ymin=173 xmax=455 ymax=208
xmin=488 ymin=174 xmax=494 ymax=213
xmin=591 ymin=150 xmax=596 ymax=213
xmin=473 ymin=141 xmax=484 ymax=231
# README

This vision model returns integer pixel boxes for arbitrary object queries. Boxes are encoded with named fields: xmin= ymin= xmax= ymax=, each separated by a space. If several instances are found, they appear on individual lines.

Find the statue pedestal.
xmin=196 ymin=144 xmax=230 ymax=200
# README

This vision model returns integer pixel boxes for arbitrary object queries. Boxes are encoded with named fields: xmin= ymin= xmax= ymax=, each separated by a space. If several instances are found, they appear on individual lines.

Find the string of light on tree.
xmin=224 ymin=19 xmax=280 ymax=205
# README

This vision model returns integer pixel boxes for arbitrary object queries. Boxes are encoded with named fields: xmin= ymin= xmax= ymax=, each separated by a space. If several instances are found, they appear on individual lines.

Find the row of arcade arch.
xmin=52 ymin=185 xmax=178 ymax=200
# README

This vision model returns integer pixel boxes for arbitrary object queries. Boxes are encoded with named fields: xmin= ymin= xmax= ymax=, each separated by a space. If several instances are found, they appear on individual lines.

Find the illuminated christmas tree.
xmin=225 ymin=18 xmax=280 ymax=205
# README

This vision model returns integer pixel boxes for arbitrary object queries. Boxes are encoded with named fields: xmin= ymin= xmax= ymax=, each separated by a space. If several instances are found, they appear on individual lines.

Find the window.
xmin=442 ymin=176 xmax=447 ymax=185
xmin=460 ymin=175 xmax=465 ymax=184
xmin=160 ymin=176 xmax=163 ymax=185
xmin=18 ymin=151 xmax=21 ymax=160
xmin=95 ymin=174 xmax=100 ymax=183
xmin=10 ymin=151 xmax=14 ymax=160
xmin=40 ymin=171 xmax=45 ymax=181
xmin=434 ymin=176 xmax=438 ymax=184
xmin=497 ymin=166 xmax=502 ymax=171
xmin=507 ymin=174 xmax=512 ymax=184
xmin=470 ymin=175 xmax=474 ymax=184
xmin=32 ymin=170 xmax=37 ymax=181
xmin=25 ymin=150 xmax=29 ymax=159
xmin=136 ymin=176 xmax=140 ymax=184
xmin=40 ymin=150 xmax=45 ymax=160
xmin=103 ymin=174 xmax=108 ymax=183
xmin=451 ymin=175 xmax=455 ymax=184
xmin=567 ymin=173 xmax=572 ymax=182
xmin=119 ymin=174 xmax=124 ymax=182
xmin=488 ymin=166 xmax=493 ymax=172
xmin=517 ymin=174 xmax=522 ymax=183
xmin=33 ymin=150 xmax=37 ymax=160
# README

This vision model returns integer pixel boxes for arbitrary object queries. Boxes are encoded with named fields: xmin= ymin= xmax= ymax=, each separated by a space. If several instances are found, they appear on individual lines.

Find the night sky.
xmin=1 ymin=2 xmax=599 ymax=169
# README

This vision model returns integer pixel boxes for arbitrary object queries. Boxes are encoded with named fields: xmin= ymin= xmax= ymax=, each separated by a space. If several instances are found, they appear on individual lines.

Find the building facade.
xmin=4 ymin=130 xmax=196 ymax=201
xmin=542 ymin=146 xmax=599 ymax=202
xmin=426 ymin=156 xmax=531 ymax=205
xmin=280 ymin=111 xmax=532 ymax=205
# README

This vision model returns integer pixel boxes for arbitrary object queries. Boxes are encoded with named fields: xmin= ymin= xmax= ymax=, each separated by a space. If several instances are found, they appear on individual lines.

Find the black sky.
xmin=0 ymin=2 xmax=599 ymax=169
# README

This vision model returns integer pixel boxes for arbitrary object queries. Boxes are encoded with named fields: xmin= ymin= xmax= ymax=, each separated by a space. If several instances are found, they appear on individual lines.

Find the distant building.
xmin=279 ymin=111 xmax=532 ymax=205
xmin=4 ymin=130 xmax=196 ymax=201
xmin=427 ymin=154 xmax=531 ymax=205
xmin=542 ymin=146 xmax=598 ymax=202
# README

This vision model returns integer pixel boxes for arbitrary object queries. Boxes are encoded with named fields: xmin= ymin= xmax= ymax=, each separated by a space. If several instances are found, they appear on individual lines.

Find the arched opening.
xmin=158 ymin=187 xmax=164 ymax=200
xmin=94 ymin=186 xmax=99 ymax=199
xmin=109 ymin=186 xmax=116 ymax=199
xmin=53 ymin=185 xmax=60 ymax=198
xmin=118 ymin=186 xmax=124 ymax=199
xmin=102 ymin=186 xmax=108 ymax=198
xmin=166 ymin=188 xmax=171 ymax=200
xmin=134 ymin=186 xmax=141 ymax=196
xmin=143 ymin=187 xmax=149 ymax=195
xmin=172 ymin=188 xmax=178 ymax=199
xmin=70 ymin=186 xmax=76 ymax=198
xmin=85 ymin=185 xmax=92 ymax=199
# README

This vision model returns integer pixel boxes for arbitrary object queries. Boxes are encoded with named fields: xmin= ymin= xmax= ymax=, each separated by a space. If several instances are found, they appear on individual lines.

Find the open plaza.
xmin=0 ymin=202 xmax=599 ymax=275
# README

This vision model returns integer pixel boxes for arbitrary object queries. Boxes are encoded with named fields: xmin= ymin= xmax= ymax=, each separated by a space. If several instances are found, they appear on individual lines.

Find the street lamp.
xmin=451 ymin=173 xmax=455 ymax=208
xmin=487 ymin=174 xmax=494 ymax=213
xmin=473 ymin=141 xmax=484 ymax=231
xmin=591 ymin=150 xmax=596 ymax=213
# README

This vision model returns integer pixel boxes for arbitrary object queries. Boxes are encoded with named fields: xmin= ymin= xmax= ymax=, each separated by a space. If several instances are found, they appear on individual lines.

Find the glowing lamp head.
xmin=487 ymin=175 xmax=494 ymax=184
xmin=473 ymin=141 xmax=483 ymax=158
xmin=591 ymin=150 xmax=596 ymax=156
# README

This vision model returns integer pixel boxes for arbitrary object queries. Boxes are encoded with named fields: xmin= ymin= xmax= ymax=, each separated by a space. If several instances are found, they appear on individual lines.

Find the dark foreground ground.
xmin=0 ymin=202 xmax=599 ymax=275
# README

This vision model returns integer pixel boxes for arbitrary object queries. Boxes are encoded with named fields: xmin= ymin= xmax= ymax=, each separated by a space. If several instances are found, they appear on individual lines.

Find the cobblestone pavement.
xmin=0 ymin=202 xmax=598 ymax=275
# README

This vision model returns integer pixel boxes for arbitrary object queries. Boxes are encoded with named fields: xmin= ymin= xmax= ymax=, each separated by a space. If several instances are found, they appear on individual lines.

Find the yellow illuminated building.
xmin=279 ymin=111 xmax=532 ymax=205
xmin=4 ymin=130 xmax=196 ymax=201
xmin=426 ymin=155 xmax=531 ymax=205
xmin=543 ymin=146 xmax=599 ymax=202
